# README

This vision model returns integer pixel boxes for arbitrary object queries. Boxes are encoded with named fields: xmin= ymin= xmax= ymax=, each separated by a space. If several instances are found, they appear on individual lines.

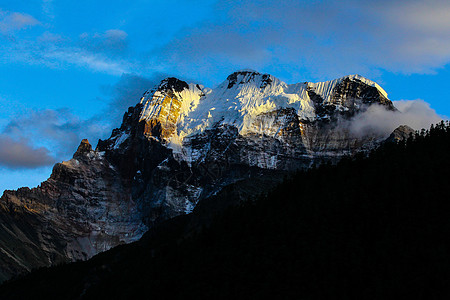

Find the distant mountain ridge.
xmin=0 ymin=70 xmax=400 ymax=282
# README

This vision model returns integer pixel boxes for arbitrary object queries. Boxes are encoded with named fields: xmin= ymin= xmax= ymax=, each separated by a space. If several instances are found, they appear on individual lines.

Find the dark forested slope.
xmin=1 ymin=122 xmax=450 ymax=299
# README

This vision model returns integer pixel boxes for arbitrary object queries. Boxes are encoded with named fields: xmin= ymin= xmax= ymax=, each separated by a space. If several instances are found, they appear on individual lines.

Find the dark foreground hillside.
xmin=1 ymin=122 xmax=450 ymax=299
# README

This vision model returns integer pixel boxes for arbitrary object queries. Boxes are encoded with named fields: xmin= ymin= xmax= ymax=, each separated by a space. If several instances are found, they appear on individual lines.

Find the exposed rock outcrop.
xmin=386 ymin=125 xmax=415 ymax=143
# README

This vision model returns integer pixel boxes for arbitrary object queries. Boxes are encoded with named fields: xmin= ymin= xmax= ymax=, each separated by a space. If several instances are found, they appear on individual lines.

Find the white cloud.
xmin=104 ymin=29 xmax=128 ymax=40
xmin=37 ymin=31 xmax=64 ymax=43
xmin=79 ymin=29 xmax=129 ymax=53
xmin=0 ymin=11 xmax=40 ymax=34
xmin=43 ymin=47 xmax=133 ymax=75
xmin=348 ymin=100 xmax=443 ymax=137
xmin=0 ymin=29 xmax=134 ymax=75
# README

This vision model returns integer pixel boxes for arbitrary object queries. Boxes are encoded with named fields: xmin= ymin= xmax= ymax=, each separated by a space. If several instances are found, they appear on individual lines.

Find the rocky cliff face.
xmin=0 ymin=138 xmax=146 ymax=282
xmin=0 ymin=71 xmax=402 ymax=281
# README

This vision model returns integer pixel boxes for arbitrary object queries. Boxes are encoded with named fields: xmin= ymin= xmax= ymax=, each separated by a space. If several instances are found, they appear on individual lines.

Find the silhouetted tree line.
xmin=2 ymin=121 xmax=450 ymax=299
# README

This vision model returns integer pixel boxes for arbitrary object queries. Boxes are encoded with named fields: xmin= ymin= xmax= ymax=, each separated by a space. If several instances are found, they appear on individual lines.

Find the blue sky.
xmin=0 ymin=0 xmax=449 ymax=191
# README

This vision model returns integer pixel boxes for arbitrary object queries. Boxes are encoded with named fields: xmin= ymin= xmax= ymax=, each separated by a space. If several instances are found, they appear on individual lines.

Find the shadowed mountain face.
xmin=1 ymin=121 xmax=448 ymax=300
xmin=0 ymin=71 xmax=397 ymax=281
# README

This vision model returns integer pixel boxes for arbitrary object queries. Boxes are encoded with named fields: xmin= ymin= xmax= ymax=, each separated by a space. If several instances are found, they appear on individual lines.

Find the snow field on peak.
xmin=138 ymin=73 xmax=389 ymax=155
xmin=174 ymin=73 xmax=317 ymax=140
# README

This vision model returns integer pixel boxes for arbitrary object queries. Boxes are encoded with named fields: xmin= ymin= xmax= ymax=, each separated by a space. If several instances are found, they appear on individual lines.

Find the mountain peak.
xmin=227 ymin=69 xmax=261 ymax=77
xmin=76 ymin=139 xmax=92 ymax=154
xmin=73 ymin=139 xmax=92 ymax=158
xmin=226 ymin=70 xmax=273 ymax=89
xmin=339 ymin=74 xmax=388 ymax=98
xmin=157 ymin=77 xmax=189 ymax=93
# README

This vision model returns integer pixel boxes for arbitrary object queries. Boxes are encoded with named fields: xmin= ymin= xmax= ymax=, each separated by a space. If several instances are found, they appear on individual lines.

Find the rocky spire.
xmin=73 ymin=139 xmax=93 ymax=159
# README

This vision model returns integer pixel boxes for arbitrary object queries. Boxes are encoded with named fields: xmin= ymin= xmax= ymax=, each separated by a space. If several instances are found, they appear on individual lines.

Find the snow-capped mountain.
xmin=140 ymin=71 xmax=389 ymax=145
xmin=0 ymin=70 xmax=399 ymax=281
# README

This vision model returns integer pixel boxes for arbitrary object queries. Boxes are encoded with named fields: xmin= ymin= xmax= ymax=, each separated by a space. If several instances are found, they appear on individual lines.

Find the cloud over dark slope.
xmin=349 ymin=100 xmax=443 ymax=137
